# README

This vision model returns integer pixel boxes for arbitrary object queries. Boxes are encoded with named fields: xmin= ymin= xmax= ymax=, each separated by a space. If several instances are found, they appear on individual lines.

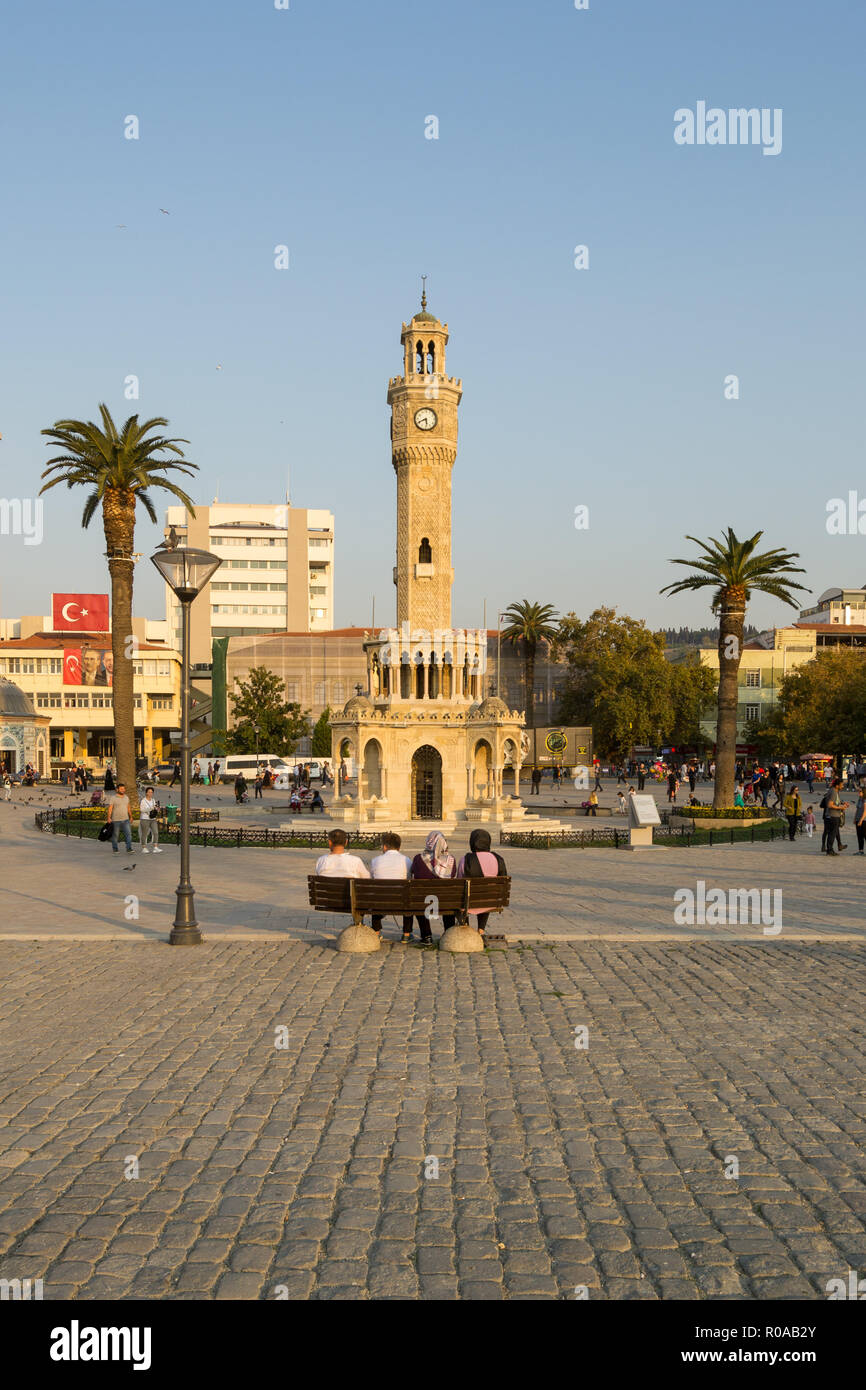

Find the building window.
xmin=314 ymin=682 xmax=326 ymax=704
xmin=286 ymin=680 xmax=299 ymax=701
xmin=150 ymin=696 xmax=172 ymax=710
xmin=91 ymin=694 xmax=112 ymax=708
xmin=37 ymin=692 xmax=62 ymax=708
xmin=64 ymin=694 xmax=90 ymax=708
xmin=744 ymin=704 xmax=760 ymax=722
xmin=332 ymin=682 xmax=345 ymax=702
xmin=418 ymin=537 xmax=432 ymax=563
xmin=744 ymin=670 xmax=761 ymax=688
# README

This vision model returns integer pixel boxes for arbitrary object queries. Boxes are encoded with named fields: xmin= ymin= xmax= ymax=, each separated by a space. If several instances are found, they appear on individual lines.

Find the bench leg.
xmin=335 ymin=920 xmax=381 ymax=954
xmin=439 ymin=920 xmax=485 ymax=953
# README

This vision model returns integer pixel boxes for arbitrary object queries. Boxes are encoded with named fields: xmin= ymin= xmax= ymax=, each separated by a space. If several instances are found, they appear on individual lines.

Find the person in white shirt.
xmin=369 ymin=832 xmax=413 ymax=938
xmin=139 ymin=787 xmax=162 ymax=852
xmin=315 ymin=829 xmax=371 ymax=879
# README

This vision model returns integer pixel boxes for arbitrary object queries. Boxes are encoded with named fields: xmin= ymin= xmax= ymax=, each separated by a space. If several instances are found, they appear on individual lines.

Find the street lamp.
xmin=151 ymin=543 xmax=222 ymax=945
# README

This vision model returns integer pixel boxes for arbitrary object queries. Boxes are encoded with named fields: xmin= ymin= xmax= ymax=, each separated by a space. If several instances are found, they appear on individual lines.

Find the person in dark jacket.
xmin=103 ymin=764 xmax=115 ymax=793
xmin=457 ymin=828 xmax=508 ymax=940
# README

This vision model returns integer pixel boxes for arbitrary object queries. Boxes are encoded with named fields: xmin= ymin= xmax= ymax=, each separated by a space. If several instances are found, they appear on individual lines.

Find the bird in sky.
xmin=116 ymin=224 xmax=126 ymax=229
xmin=216 ymin=364 xmax=222 ymax=370
xmin=159 ymin=208 xmax=170 ymax=215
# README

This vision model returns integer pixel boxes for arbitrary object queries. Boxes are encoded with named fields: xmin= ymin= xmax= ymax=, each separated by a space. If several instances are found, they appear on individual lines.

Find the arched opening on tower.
xmin=412 ymin=744 xmax=442 ymax=820
xmin=427 ymin=342 xmax=435 ymax=373
xmin=362 ymin=738 xmax=382 ymax=800
xmin=415 ymin=340 xmax=424 ymax=373
xmin=473 ymin=739 xmax=493 ymax=800
xmin=418 ymin=537 xmax=432 ymax=564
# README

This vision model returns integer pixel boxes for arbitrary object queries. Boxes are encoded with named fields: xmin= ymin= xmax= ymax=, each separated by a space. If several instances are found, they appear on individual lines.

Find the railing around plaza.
xmin=500 ymin=820 xmax=786 ymax=849
xmin=35 ymin=806 xmax=789 ymax=851
xmin=33 ymin=806 xmax=383 ymax=851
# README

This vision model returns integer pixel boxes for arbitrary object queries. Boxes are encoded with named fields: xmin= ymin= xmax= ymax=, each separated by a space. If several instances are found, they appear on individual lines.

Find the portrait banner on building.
xmin=52 ymin=593 xmax=110 ymax=632
xmin=527 ymin=726 xmax=593 ymax=767
xmin=63 ymin=646 xmax=113 ymax=686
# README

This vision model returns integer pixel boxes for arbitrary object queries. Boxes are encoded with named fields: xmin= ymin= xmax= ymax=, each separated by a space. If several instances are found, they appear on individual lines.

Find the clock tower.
xmin=387 ymin=287 xmax=463 ymax=631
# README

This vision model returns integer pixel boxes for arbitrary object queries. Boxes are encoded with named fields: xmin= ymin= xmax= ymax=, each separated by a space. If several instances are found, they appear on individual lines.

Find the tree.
xmin=501 ymin=600 xmax=559 ymax=728
xmin=755 ymin=649 xmax=866 ymax=760
xmin=227 ymin=666 xmax=310 ymax=755
xmin=40 ymin=406 xmax=197 ymax=790
xmin=312 ymin=706 xmax=332 ymax=757
xmin=661 ymin=530 xmax=808 ymax=807
xmin=556 ymin=607 xmax=716 ymax=756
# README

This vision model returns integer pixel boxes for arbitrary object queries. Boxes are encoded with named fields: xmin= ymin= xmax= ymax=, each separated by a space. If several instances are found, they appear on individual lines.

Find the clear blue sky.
xmin=2 ymin=0 xmax=864 ymax=632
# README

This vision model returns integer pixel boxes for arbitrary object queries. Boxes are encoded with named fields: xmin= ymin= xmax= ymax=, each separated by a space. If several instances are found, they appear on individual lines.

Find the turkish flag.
xmin=53 ymin=593 xmax=110 ymax=631
xmin=63 ymin=649 xmax=82 ymax=685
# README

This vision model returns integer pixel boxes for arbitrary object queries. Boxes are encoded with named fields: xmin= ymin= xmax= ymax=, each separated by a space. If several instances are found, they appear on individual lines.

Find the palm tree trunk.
xmin=714 ymin=589 xmax=745 ymax=808
xmin=525 ymin=643 xmax=536 ymax=728
xmin=103 ymin=490 xmax=137 ymax=792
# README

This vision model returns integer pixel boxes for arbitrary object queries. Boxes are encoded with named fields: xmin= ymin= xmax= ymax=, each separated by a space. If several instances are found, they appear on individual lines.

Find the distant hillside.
xmin=663 ymin=625 xmax=759 ymax=649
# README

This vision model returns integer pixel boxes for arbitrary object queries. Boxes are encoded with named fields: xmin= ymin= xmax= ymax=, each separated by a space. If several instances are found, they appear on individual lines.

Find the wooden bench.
xmin=307 ymin=875 xmax=511 ymax=926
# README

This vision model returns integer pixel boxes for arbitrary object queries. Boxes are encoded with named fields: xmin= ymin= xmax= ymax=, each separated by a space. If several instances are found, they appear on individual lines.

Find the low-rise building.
xmin=0 ymin=615 xmax=181 ymax=773
xmin=698 ymin=626 xmax=818 ymax=746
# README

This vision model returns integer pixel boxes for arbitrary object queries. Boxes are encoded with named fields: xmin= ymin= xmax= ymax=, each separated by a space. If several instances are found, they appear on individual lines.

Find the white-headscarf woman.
xmin=407 ymin=832 xmax=457 ymax=942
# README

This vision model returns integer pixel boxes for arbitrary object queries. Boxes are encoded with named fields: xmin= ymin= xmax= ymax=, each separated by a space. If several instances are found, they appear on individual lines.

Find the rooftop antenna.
xmin=421 ymin=274 xmax=428 ymax=310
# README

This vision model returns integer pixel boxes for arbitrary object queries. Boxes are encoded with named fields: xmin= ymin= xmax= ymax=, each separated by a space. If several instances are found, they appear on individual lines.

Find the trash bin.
xmin=166 ymin=805 xmax=178 ymax=826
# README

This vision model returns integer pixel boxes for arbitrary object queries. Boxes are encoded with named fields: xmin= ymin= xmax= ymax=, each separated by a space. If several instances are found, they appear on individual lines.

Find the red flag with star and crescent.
xmin=52 ymin=593 xmax=110 ymax=632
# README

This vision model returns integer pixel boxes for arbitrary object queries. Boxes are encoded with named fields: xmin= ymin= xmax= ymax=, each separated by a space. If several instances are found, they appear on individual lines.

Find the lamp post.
xmin=151 ymin=542 xmax=222 ymax=945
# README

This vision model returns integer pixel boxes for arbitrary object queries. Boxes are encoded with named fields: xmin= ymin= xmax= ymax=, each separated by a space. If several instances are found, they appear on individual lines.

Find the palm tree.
xmin=661 ymin=529 xmax=808 ymax=807
xmin=500 ymin=600 xmax=560 ymax=728
xmin=40 ymin=406 xmax=197 ymax=791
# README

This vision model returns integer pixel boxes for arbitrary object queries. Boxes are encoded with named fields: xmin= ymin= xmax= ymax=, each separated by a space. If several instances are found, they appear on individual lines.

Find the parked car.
xmin=218 ymin=754 xmax=293 ymax=784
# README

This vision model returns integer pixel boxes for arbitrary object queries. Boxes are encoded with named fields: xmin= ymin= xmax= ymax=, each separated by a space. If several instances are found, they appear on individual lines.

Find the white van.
xmin=218 ymin=754 xmax=292 ymax=784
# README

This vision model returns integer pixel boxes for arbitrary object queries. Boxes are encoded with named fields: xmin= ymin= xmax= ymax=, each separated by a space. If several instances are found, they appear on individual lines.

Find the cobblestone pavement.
xmin=1 ymin=938 xmax=865 ymax=1301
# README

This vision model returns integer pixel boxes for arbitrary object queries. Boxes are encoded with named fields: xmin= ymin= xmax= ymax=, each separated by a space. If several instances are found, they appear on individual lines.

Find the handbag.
xmin=98 ymin=823 xmax=112 ymax=842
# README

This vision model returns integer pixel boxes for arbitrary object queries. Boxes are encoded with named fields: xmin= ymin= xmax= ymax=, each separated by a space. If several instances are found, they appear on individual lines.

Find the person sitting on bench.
xmin=314 ymin=829 xmax=370 ymax=878
xmin=369 ymin=832 xmax=414 ymax=938
xmin=457 ymin=828 xmax=508 ymax=942
xmin=407 ymin=832 xmax=457 ymax=943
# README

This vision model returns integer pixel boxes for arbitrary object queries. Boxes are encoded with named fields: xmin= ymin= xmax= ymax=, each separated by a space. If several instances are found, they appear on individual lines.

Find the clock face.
xmin=414 ymin=407 xmax=437 ymax=431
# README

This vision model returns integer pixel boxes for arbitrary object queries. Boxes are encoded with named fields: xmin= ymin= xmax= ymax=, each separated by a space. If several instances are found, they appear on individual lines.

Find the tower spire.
xmin=421 ymin=274 xmax=427 ymax=311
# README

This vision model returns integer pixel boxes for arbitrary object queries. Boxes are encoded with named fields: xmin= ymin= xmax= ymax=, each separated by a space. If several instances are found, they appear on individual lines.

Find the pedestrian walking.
xmin=169 ymin=760 xmax=181 ymax=787
xmin=784 ymin=785 xmax=801 ymax=841
xmin=254 ymin=770 xmax=263 ymax=799
xmin=530 ymin=766 xmax=542 ymax=795
xmin=637 ymin=764 xmax=646 ymax=791
xmin=803 ymin=806 xmax=815 ymax=839
xmin=3 ymin=773 xmax=11 ymax=803
xmin=138 ymin=786 xmax=162 ymax=853
xmin=593 ymin=765 xmax=603 ymax=793
xmin=104 ymin=763 xmax=115 ymax=793
xmin=856 ymin=788 xmax=866 ymax=854
xmin=822 ymin=779 xmax=849 ymax=855
xmin=107 ymin=782 xmax=134 ymax=854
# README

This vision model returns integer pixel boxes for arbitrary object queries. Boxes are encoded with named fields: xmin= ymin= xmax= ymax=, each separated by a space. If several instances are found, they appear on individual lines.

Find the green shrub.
xmin=680 ymin=806 xmax=771 ymax=820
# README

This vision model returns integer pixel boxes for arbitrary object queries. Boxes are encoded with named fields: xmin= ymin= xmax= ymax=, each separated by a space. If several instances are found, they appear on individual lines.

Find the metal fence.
xmin=501 ymin=822 xmax=785 ymax=849
xmin=34 ymin=806 xmax=382 ymax=851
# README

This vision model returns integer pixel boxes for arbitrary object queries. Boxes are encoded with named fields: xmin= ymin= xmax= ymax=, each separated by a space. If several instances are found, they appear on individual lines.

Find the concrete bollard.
xmin=335 ymin=923 xmax=381 ymax=953
xmin=439 ymin=922 xmax=485 ymax=953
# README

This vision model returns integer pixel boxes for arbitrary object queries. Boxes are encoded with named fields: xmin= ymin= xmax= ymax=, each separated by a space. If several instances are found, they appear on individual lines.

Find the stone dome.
xmin=342 ymin=693 xmax=374 ymax=716
xmin=477 ymin=696 xmax=510 ymax=718
xmin=0 ymin=677 xmax=35 ymax=717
